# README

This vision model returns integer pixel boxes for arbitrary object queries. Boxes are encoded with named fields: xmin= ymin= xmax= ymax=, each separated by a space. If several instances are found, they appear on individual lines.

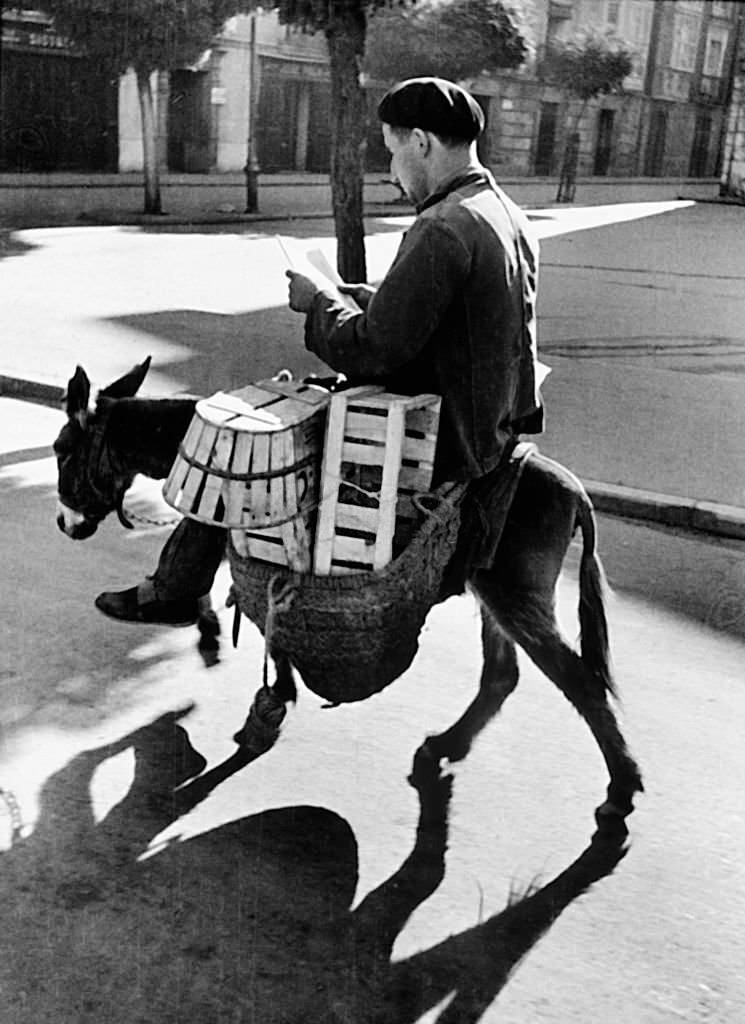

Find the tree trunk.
xmin=325 ymin=7 xmax=368 ymax=282
xmin=556 ymin=100 xmax=587 ymax=203
xmin=136 ymin=69 xmax=163 ymax=215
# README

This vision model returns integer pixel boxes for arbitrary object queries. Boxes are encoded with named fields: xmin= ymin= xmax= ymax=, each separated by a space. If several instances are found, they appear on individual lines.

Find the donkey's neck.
xmin=106 ymin=397 xmax=197 ymax=479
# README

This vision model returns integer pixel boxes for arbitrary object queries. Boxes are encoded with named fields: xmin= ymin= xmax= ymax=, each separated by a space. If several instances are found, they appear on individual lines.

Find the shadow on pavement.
xmin=109 ymin=308 xmax=327 ymax=396
xmin=598 ymin=516 xmax=745 ymax=641
xmin=125 ymin=214 xmax=413 ymax=238
xmin=0 ymin=710 xmax=629 ymax=1023
xmin=0 ymin=468 xmax=226 ymax=738
xmin=0 ymin=231 xmax=40 ymax=262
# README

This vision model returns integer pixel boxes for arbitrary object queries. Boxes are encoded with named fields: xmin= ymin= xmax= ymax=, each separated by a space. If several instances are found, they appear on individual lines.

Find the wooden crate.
xmin=163 ymin=378 xmax=329 ymax=571
xmin=229 ymin=513 xmax=315 ymax=572
xmin=312 ymin=389 xmax=441 ymax=575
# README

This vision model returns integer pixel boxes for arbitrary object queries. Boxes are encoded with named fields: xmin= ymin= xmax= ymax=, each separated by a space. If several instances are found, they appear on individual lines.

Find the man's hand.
xmin=338 ymin=282 xmax=377 ymax=311
xmin=286 ymin=270 xmax=320 ymax=313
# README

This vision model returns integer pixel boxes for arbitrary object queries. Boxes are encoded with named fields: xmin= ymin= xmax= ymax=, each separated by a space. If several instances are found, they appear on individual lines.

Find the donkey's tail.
xmin=575 ymin=489 xmax=617 ymax=699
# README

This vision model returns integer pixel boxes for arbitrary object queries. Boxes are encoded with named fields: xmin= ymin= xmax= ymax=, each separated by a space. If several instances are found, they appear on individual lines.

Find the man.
xmin=95 ymin=77 xmax=543 ymax=626
xmin=289 ymin=76 xmax=543 ymax=487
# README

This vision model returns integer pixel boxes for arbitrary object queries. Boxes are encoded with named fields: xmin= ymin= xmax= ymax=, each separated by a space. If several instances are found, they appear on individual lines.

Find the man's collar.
xmin=416 ymin=163 xmax=490 ymax=213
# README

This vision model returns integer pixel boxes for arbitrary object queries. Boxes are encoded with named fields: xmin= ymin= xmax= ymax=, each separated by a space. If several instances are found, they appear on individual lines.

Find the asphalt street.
xmin=1 ymin=394 xmax=744 ymax=1022
xmin=1 ymin=198 xmax=744 ymax=1021
xmin=1 ymin=197 xmax=743 ymax=631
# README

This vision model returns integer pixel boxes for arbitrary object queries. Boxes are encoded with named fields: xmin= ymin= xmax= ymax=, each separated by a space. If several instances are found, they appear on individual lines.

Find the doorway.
xmin=689 ymin=111 xmax=712 ymax=177
xmin=594 ymin=108 xmax=614 ymax=176
xmin=644 ymin=108 xmax=667 ymax=177
xmin=534 ymin=102 xmax=558 ymax=175
xmin=168 ymin=70 xmax=211 ymax=173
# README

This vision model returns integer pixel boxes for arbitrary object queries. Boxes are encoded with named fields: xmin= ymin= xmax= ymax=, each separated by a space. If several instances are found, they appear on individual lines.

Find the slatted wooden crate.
xmin=229 ymin=514 xmax=316 ymax=572
xmin=163 ymin=379 xmax=330 ymax=571
xmin=312 ymin=389 xmax=441 ymax=575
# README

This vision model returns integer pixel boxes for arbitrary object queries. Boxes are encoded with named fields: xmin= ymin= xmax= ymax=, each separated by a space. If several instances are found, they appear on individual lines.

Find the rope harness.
xmin=78 ymin=421 xmax=181 ymax=530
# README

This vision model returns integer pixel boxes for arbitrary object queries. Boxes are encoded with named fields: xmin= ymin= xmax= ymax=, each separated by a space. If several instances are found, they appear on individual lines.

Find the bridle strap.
xmin=85 ymin=421 xmax=133 ymax=527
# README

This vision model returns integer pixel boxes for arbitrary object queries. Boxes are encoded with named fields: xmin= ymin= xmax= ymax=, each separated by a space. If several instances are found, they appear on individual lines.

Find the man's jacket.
xmin=304 ymin=167 xmax=543 ymax=484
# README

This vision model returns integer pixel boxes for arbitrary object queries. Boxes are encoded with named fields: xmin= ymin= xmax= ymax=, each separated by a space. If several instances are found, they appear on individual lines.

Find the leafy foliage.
xmin=364 ymin=0 xmax=527 ymax=83
xmin=38 ymin=0 xmax=250 ymax=75
xmin=541 ymin=35 xmax=633 ymax=102
xmin=273 ymin=0 xmax=391 ymax=33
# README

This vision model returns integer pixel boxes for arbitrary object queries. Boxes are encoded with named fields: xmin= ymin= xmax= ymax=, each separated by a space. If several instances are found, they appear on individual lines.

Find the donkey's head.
xmin=55 ymin=357 xmax=151 ymax=539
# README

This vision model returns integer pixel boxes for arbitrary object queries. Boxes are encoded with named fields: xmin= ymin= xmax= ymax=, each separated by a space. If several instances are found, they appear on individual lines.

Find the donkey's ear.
xmin=65 ymin=366 xmax=91 ymax=422
xmin=99 ymin=356 xmax=152 ymax=399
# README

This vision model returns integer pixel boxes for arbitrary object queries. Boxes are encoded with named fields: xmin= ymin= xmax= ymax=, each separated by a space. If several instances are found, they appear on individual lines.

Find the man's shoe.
xmin=95 ymin=585 xmax=199 ymax=626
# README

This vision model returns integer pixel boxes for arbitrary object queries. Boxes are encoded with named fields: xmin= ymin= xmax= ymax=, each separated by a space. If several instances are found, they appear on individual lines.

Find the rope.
xmin=231 ymin=570 xmax=297 ymax=754
xmin=262 ymin=574 xmax=298 ymax=685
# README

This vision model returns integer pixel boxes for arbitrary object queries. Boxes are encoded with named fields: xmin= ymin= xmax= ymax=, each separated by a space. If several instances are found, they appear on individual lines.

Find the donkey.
xmin=54 ymin=357 xmax=643 ymax=827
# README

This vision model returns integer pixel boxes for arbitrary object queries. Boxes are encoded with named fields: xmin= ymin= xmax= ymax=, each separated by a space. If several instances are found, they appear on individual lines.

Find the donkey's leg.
xmin=233 ymin=653 xmax=297 ymax=754
xmin=424 ymin=605 xmax=520 ymax=765
xmin=472 ymin=574 xmax=643 ymax=823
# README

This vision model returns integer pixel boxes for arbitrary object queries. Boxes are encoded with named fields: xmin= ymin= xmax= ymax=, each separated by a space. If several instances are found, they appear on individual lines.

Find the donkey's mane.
xmin=101 ymin=396 xmax=197 ymax=479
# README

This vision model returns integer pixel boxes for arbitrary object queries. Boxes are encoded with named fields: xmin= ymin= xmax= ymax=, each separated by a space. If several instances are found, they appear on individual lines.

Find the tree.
xmin=277 ymin=0 xmax=526 ymax=281
xmin=272 ymin=0 xmax=380 ymax=282
xmin=364 ymin=0 xmax=527 ymax=85
xmin=540 ymin=35 xmax=633 ymax=202
xmin=39 ymin=1 xmax=249 ymax=214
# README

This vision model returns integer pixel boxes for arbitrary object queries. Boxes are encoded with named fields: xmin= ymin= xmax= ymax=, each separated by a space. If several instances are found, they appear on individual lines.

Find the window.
xmin=670 ymin=12 xmax=701 ymax=72
xmin=619 ymin=1 xmax=653 ymax=87
xmin=703 ymin=26 xmax=729 ymax=78
xmin=606 ymin=0 xmax=620 ymax=27
xmin=622 ymin=1 xmax=653 ymax=45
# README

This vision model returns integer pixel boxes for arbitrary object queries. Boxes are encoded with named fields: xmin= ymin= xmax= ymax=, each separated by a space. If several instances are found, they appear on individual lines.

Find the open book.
xmin=277 ymin=235 xmax=362 ymax=313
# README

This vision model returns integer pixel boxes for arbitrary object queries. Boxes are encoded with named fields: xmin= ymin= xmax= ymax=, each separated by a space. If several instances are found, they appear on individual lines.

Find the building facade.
xmin=1 ymin=2 xmax=743 ymax=182
xmin=473 ymin=0 xmax=743 ymax=180
xmin=0 ymin=8 xmax=119 ymax=172
xmin=116 ymin=13 xmax=334 ymax=175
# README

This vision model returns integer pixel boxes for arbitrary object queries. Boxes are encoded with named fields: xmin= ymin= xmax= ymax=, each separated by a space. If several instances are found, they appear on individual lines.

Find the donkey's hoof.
xmin=233 ymin=726 xmax=279 ymax=756
xmin=197 ymin=609 xmax=221 ymax=639
xmin=197 ymin=610 xmax=221 ymax=667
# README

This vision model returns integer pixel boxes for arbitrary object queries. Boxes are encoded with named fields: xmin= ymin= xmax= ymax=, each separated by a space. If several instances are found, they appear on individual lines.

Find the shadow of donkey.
xmin=0 ymin=715 xmax=629 ymax=1023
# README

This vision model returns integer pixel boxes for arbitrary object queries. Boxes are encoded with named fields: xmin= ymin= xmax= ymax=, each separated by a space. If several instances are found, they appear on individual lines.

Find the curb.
xmin=585 ymin=480 xmax=745 ymax=543
xmin=3 ymin=373 xmax=743 ymax=543
xmin=0 ymin=375 xmax=64 ymax=406
xmin=1 ymin=203 xmax=414 ymax=232
xmin=77 ymin=205 xmax=411 ymax=227
xmin=677 ymin=193 xmax=745 ymax=207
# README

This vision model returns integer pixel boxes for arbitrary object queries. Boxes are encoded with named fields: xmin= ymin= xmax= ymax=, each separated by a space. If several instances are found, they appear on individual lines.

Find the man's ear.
xmin=412 ymin=127 xmax=431 ymax=154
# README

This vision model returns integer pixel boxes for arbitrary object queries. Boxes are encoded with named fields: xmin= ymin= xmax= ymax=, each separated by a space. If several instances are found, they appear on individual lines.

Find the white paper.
xmin=277 ymin=235 xmax=361 ymax=313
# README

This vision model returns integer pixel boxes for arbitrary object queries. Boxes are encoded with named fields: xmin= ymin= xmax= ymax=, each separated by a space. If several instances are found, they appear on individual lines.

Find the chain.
xmin=0 ymin=787 xmax=23 ymax=846
xmin=120 ymin=505 xmax=182 ymax=529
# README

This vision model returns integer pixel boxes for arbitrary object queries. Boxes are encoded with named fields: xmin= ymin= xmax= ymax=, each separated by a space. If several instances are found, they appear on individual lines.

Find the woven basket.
xmin=228 ymin=484 xmax=466 ymax=704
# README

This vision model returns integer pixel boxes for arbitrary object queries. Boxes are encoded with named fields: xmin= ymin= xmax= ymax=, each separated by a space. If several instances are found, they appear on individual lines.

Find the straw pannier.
xmin=228 ymin=482 xmax=466 ymax=704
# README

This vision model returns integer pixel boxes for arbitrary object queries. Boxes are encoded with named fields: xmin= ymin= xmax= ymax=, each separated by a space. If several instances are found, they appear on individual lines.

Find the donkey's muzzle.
xmin=57 ymin=511 xmax=99 ymax=540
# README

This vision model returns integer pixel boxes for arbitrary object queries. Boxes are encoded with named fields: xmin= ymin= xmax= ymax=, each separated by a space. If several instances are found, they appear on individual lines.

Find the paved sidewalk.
xmin=0 ymin=171 xmax=723 ymax=228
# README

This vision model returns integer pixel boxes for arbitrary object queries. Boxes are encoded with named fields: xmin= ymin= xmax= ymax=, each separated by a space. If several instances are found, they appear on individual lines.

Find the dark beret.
xmin=378 ymin=77 xmax=485 ymax=141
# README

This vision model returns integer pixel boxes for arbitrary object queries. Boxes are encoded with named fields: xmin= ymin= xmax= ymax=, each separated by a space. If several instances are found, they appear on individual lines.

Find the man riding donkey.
xmin=95 ymin=77 xmax=545 ymax=631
